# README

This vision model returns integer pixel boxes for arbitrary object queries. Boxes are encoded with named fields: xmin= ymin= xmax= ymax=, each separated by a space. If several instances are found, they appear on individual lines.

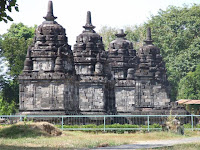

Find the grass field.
xmin=0 ymin=123 xmax=200 ymax=150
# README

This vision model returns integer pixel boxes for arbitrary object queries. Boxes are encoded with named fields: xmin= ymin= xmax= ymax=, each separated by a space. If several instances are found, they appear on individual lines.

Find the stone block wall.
xmin=115 ymin=80 xmax=135 ymax=112
xmin=78 ymin=81 xmax=106 ymax=113
xmin=19 ymin=73 xmax=79 ymax=115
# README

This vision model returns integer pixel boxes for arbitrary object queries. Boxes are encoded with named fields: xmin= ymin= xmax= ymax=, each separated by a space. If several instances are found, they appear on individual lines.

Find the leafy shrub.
xmin=195 ymin=124 xmax=200 ymax=128
xmin=150 ymin=123 xmax=162 ymax=128
xmin=0 ymin=98 xmax=16 ymax=115
xmin=184 ymin=123 xmax=192 ymax=128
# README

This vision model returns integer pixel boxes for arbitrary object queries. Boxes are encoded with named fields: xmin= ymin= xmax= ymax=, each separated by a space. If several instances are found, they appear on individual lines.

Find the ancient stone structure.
xmin=19 ymin=1 xmax=79 ymax=115
xmin=73 ymin=11 xmax=115 ymax=114
xmin=108 ymin=29 xmax=137 ymax=113
xmin=19 ymin=1 xmax=173 ymax=116
xmin=134 ymin=27 xmax=170 ymax=109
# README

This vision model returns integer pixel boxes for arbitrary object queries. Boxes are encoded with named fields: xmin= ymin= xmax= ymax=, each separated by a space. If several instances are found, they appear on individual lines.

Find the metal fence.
xmin=0 ymin=115 xmax=200 ymax=131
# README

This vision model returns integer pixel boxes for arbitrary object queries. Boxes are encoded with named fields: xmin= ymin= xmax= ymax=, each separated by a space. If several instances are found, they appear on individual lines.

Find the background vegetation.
xmin=0 ymin=23 xmax=35 ymax=114
xmin=99 ymin=5 xmax=200 ymax=102
xmin=0 ymin=4 xmax=200 ymax=114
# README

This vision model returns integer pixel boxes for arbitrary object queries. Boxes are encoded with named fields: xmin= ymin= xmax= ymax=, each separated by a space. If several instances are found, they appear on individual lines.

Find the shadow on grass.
xmin=0 ymin=145 xmax=72 ymax=150
xmin=0 ymin=124 xmax=48 ymax=138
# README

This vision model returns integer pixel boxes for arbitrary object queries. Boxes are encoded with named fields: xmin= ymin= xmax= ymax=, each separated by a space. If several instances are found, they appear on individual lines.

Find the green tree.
xmin=98 ymin=26 xmax=117 ymax=50
xmin=178 ymin=64 xmax=200 ymax=100
xmin=0 ymin=0 xmax=19 ymax=23
xmin=2 ymin=37 xmax=33 ymax=77
xmin=0 ymin=97 xmax=16 ymax=115
xmin=1 ymin=23 xmax=35 ymax=77
xmin=146 ymin=5 xmax=200 ymax=100
xmin=124 ymin=25 xmax=146 ymax=50
xmin=0 ymin=23 xmax=35 ymax=107
xmin=98 ymin=25 xmax=146 ymax=50
xmin=177 ymin=64 xmax=200 ymax=115
xmin=98 ymin=5 xmax=200 ymax=101
xmin=0 ymin=79 xmax=19 ymax=103
xmin=3 ymin=23 xmax=36 ymax=40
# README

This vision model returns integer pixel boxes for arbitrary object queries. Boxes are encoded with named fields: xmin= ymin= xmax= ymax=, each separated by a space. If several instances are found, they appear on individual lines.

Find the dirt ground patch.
xmin=0 ymin=122 xmax=62 ymax=138
xmin=17 ymin=122 xmax=62 ymax=136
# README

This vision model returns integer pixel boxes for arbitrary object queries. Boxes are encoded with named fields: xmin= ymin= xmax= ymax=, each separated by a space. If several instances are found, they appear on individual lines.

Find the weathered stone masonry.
xmin=19 ymin=1 xmax=79 ymax=115
xmin=19 ymin=1 xmax=173 ymax=115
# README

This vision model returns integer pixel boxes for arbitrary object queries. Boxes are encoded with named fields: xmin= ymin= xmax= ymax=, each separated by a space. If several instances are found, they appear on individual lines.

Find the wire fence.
xmin=0 ymin=115 xmax=199 ymax=131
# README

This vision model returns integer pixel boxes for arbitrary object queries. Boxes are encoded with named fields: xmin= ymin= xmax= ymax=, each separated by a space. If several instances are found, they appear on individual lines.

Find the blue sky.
xmin=1 ymin=0 xmax=200 ymax=45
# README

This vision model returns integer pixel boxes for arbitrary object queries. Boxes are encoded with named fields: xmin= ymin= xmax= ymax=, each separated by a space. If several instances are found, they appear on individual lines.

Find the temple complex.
xmin=19 ymin=1 xmax=176 ymax=115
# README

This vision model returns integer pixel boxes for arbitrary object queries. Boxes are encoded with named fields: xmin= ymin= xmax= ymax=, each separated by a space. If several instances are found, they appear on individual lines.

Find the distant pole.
xmin=62 ymin=116 xmax=64 ymax=130
xmin=104 ymin=116 xmax=106 ymax=132
xmin=147 ymin=116 xmax=150 ymax=132
xmin=191 ymin=115 xmax=193 ymax=131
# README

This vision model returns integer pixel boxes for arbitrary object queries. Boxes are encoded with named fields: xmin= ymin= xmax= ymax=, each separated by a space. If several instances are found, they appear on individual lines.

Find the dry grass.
xmin=0 ymin=130 xmax=199 ymax=149
xmin=0 ymin=123 xmax=199 ymax=149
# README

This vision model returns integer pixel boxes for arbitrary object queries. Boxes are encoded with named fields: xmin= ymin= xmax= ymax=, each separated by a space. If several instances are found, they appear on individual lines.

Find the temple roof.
xmin=22 ymin=0 xmax=74 ymax=75
xmin=74 ymin=11 xmax=104 ymax=52
xmin=43 ymin=0 xmax=57 ymax=21
xmin=138 ymin=27 xmax=159 ymax=56
xmin=144 ymin=27 xmax=153 ymax=45
xmin=35 ymin=1 xmax=66 ymax=38
xmin=83 ymin=11 xmax=95 ymax=31
xmin=135 ymin=27 xmax=168 ymax=84
xmin=109 ymin=29 xmax=133 ymax=51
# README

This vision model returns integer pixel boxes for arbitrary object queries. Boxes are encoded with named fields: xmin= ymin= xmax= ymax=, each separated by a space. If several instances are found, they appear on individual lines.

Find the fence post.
xmin=147 ymin=115 xmax=150 ymax=132
xmin=191 ymin=115 xmax=194 ymax=131
xmin=62 ymin=116 xmax=64 ymax=131
xmin=104 ymin=116 xmax=106 ymax=132
xmin=20 ymin=115 xmax=22 ymax=122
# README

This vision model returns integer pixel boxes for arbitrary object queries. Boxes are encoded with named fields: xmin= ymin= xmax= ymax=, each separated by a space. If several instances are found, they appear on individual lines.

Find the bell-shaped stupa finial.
xmin=44 ymin=0 xmax=57 ymax=21
xmin=115 ymin=29 xmax=126 ymax=38
xmin=83 ymin=11 xmax=95 ymax=30
xmin=147 ymin=27 xmax=152 ymax=41
xmin=23 ymin=48 xmax=33 ymax=72
xmin=144 ymin=27 xmax=153 ymax=45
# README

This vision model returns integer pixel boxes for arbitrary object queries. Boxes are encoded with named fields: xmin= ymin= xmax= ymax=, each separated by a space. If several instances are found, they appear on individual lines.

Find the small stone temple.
xmin=19 ymin=1 xmax=79 ymax=115
xmin=19 ymin=1 xmax=178 ymax=115
xmin=134 ymin=27 xmax=170 ymax=108
xmin=108 ymin=30 xmax=137 ymax=113
xmin=73 ymin=11 xmax=115 ymax=114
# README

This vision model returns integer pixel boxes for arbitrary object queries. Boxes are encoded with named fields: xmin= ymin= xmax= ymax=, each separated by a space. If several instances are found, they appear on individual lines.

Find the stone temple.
xmin=19 ymin=1 xmax=180 ymax=115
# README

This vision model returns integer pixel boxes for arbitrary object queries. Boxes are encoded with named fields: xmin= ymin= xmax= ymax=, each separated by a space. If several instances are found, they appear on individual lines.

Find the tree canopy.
xmin=98 ymin=25 xmax=145 ymax=50
xmin=178 ymin=64 xmax=200 ymax=100
xmin=0 ymin=0 xmax=19 ymax=23
xmin=98 ymin=4 xmax=200 ymax=101
xmin=147 ymin=5 xmax=200 ymax=100
xmin=0 ymin=23 xmax=35 ymax=110
xmin=1 ymin=23 xmax=35 ymax=77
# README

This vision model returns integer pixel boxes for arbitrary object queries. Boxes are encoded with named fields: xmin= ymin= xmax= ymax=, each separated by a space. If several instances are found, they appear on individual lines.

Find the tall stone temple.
xmin=19 ymin=1 xmax=175 ymax=115
xmin=19 ymin=1 xmax=79 ymax=115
